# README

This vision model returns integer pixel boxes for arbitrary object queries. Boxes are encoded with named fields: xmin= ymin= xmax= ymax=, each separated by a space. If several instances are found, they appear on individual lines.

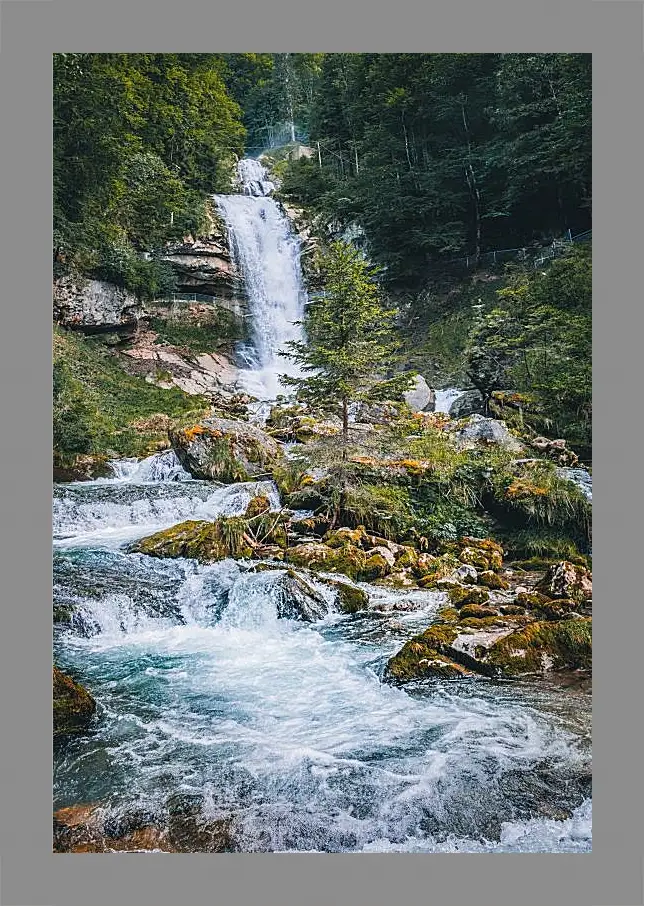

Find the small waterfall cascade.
xmin=215 ymin=159 xmax=306 ymax=401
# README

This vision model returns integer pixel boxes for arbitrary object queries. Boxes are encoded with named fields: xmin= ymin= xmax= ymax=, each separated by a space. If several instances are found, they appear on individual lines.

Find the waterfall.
xmin=215 ymin=159 xmax=306 ymax=401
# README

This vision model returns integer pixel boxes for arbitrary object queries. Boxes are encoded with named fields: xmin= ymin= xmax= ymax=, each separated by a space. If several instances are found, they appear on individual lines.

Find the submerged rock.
xmin=170 ymin=416 xmax=282 ymax=482
xmin=53 ymin=666 xmax=96 ymax=737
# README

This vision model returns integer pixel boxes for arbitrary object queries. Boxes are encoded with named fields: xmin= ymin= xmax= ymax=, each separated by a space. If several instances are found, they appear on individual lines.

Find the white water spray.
xmin=215 ymin=159 xmax=306 ymax=401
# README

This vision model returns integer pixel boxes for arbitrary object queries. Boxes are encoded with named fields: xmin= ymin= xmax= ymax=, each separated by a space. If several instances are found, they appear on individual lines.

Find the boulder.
xmin=285 ymin=542 xmax=369 ymax=581
xmin=130 ymin=518 xmax=254 ymax=563
xmin=53 ymin=666 xmax=96 ymax=737
xmin=536 ymin=561 xmax=592 ymax=603
xmin=403 ymin=374 xmax=435 ymax=412
xmin=53 ymin=276 xmax=142 ymax=332
xmin=323 ymin=578 xmax=369 ymax=614
xmin=484 ymin=618 xmax=592 ymax=675
xmin=269 ymin=570 xmax=329 ymax=621
xmin=170 ymin=417 xmax=282 ymax=482
xmin=448 ymin=389 xmax=485 ymax=419
xmin=453 ymin=415 xmax=525 ymax=453
xmin=448 ymin=586 xmax=491 ymax=607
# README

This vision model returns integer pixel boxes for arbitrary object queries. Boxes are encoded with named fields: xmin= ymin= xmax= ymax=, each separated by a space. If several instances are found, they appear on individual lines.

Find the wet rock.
xmin=166 ymin=794 xmax=238 ymax=853
xmin=270 ymin=570 xmax=329 ymax=621
xmin=170 ymin=417 xmax=282 ymax=483
xmin=324 ymin=578 xmax=369 ymax=614
xmin=53 ymin=666 xmax=96 ymax=737
xmin=536 ymin=561 xmax=592 ymax=603
xmin=384 ymin=624 xmax=461 ymax=683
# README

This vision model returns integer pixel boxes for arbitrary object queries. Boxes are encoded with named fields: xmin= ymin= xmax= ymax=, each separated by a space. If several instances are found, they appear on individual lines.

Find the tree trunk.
xmin=342 ymin=397 xmax=349 ymax=460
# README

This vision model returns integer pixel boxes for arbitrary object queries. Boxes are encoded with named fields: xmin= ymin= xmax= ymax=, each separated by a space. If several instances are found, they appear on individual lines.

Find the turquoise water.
xmin=53 ymin=466 xmax=591 ymax=852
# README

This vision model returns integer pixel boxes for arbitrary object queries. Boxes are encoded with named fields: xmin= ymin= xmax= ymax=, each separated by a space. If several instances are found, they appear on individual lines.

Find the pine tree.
xmin=280 ymin=241 xmax=415 ymax=456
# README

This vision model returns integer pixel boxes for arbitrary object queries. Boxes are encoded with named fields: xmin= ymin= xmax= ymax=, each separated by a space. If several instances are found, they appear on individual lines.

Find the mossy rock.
xmin=130 ymin=518 xmax=253 ymax=563
xmin=170 ymin=416 xmax=282 ymax=483
xmin=53 ymin=666 xmax=96 ymax=737
xmin=285 ymin=541 xmax=367 ymax=581
xmin=53 ymin=604 xmax=76 ymax=625
xmin=385 ymin=624 xmax=460 ymax=683
xmin=325 ymin=579 xmax=369 ymax=614
xmin=532 ymin=598 xmax=580 ymax=621
xmin=413 ymin=552 xmax=461 ymax=582
xmin=437 ymin=607 xmax=460 ymax=623
xmin=324 ymin=526 xmax=368 ymax=549
xmin=479 ymin=571 xmax=509 ymax=590
xmin=362 ymin=552 xmax=391 ymax=581
xmin=458 ymin=603 xmax=500 ymax=620
xmin=486 ymin=618 xmax=592 ymax=675
xmin=395 ymin=546 xmax=420 ymax=569
xmin=500 ymin=604 xmax=527 ymax=616
xmin=245 ymin=495 xmax=271 ymax=518
xmin=448 ymin=586 xmax=491 ymax=607
xmin=516 ymin=590 xmax=551 ymax=609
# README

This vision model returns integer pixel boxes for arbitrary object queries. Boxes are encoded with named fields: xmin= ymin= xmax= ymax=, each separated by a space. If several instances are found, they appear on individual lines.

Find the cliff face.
xmin=53 ymin=276 xmax=143 ymax=332
xmin=159 ymin=203 xmax=242 ymax=302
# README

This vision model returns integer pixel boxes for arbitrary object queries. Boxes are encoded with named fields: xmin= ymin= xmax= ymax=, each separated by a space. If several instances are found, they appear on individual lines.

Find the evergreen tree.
xmin=280 ymin=241 xmax=415 ymax=456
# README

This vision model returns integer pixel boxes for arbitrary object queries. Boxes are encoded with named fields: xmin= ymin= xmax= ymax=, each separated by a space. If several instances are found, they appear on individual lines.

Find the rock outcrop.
xmin=170 ymin=417 xmax=283 ymax=482
xmin=53 ymin=276 xmax=142 ymax=332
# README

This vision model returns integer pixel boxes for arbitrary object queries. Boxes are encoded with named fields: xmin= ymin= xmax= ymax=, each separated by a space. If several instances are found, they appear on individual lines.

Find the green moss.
xmin=131 ymin=517 xmax=253 ymax=563
xmin=458 ymin=603 xmax=500 ymax=619
xmin=326 ymin=580 xmax=369 ymax=614
xmin=478 ymin=570 xmax=509 ymax=590
xmin=149 ymin=312 xmax=243 ymax=354
xmin=486 ymin=618 xmax=592 ymax=674
xmin=53 ymin=666 xmax=96 ymax=737
xmin=448 ymin=586 xmax=490 ymax=607
xmin=385 ymin=624 xmax=460 ymax=682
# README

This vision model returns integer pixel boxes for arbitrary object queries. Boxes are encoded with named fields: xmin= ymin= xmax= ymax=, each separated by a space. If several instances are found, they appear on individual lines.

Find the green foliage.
xmin=463 ymin=247 xmax=591 ymax=450
xmin=277 ymin=53 xmax=590 ymax=288
xmin=280 ymin=241 xmax=415 ymax=450
xmin=54 ymin=53 xmax=244 ymax=296
xmin=53 ymin=326 xmax=209 ymax=464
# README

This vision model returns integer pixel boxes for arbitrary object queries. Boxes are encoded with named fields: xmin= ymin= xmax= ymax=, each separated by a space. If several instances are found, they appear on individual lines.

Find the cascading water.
xmin=215 ymin=159 xmax=306 ymax=400
xmin=52 ymin=160 xmax=591 ymax=854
